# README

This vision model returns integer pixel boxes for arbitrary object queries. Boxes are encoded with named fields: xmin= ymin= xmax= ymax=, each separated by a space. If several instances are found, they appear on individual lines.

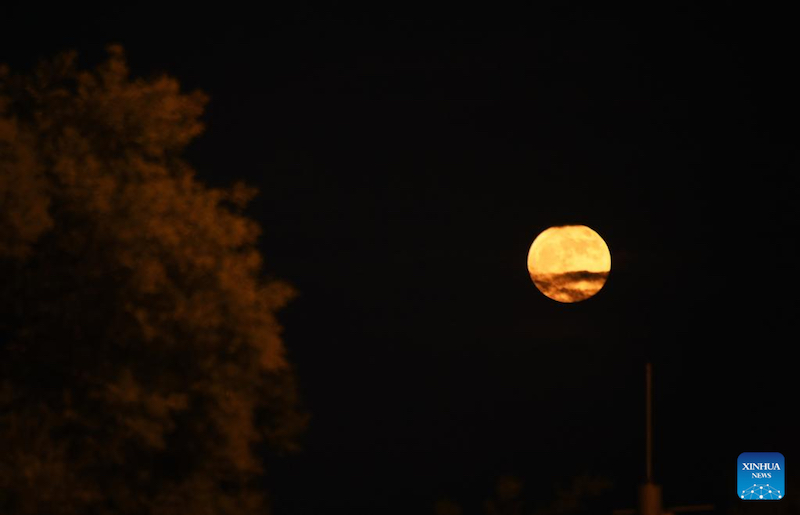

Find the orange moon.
xmin=527 ymin=225 xmax=611 ymax=303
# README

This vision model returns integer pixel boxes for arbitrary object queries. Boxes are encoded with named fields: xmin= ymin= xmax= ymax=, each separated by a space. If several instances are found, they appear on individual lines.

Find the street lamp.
xmin=613 ymin=363 xmax=714 ymax=515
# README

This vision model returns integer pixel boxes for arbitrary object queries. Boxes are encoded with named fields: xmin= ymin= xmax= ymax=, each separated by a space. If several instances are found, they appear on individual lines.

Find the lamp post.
xmin=613 ymin=363 xmax=714 ymax=515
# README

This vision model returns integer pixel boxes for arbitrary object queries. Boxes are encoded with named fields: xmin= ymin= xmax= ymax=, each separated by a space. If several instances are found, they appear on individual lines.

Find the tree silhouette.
xmin=485 ymin=475 xmax=525 ymax=515
xmin=0 ymin=46 xmax=306 ymax=515
xmin=434 ymin=474 xmax=612 ymax=515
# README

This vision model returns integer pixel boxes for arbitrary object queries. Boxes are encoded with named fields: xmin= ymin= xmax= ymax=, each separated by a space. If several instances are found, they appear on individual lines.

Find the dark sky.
xmin=3 ymin=5 xmax=798 ymax=515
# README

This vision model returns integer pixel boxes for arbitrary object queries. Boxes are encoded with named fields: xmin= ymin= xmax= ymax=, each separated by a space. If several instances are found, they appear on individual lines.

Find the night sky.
xmin=4 ymin=6 xmax=798 ymax=514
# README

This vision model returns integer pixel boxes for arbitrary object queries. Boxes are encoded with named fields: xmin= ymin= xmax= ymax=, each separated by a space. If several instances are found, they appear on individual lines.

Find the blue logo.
xmin=738 ymin=452 xmax=784 ymax=500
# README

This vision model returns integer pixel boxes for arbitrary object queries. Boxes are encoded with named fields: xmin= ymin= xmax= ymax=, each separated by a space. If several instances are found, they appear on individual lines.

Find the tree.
xmin=536 ymin=474 xmax=613 ymax=515
xmin=484 ymin=475 xmax=525 ymax=515
xmin=0 ymin=45 xmax=307 ymax=514
xmin=434 ymin=473 xmax=612 ymax=515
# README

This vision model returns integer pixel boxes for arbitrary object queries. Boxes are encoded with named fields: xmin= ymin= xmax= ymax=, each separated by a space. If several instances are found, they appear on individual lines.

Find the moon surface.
xmin=527 ymin=225 xmax=611 ymax=303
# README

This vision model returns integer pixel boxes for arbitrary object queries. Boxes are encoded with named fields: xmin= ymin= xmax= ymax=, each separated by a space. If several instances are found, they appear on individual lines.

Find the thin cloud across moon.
xmin=527 ymin=225 xmax=611 ymax=303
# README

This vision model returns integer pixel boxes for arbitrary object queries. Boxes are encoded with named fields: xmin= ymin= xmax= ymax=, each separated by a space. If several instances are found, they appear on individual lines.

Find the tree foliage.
xmin=435 ymin=474 xmax=612 ymax=515
xmin=0 ymin=45 xmax=306 ymax=514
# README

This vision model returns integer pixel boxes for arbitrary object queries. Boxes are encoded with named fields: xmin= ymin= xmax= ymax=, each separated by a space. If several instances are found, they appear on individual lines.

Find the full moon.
xmin=527 ymin=225 xmax=611 ymax=303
